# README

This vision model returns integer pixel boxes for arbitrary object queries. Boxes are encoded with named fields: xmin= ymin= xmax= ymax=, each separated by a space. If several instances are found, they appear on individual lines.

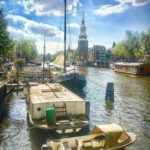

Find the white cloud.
xmin=94 ymin=4 xmax=129 ymax=16
xmin=116 ymin=0 xmax=132 ymax=4
xmin=7 ymin=26 xmax=77 ymax=54
xmin=19 ymin=0 xmax=81 ymax=16
xmin=6 ymin=15 xmax=78 ymax=54
xmin=6 ymin=14 xmax=27 ymax=24
xmin=35 ymin=41 xmax=77 ymax=54
xmin=67 ymin=23 xmax=80 ymax=28
xmin=6 ymin=14 xmax=63 ymax=39
xmin=35 ymin=41 xmax=62 ymax=54
xmin=117 ymin=0 xmax=150 ymax=6
xmin=132 ymin=0 xmax=150 ymax=6
xmin=7 ymin=26 xmax=39 ymax=40
xmin=94 ymin=0 xmax=150 ymax=16
xmin=1 ymin=1 xmax=6 ymax=5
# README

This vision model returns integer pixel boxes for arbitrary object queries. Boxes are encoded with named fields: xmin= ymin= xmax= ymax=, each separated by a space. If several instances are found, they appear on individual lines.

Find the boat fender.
xmin=41 ymin=144 xmax=51 ymax=150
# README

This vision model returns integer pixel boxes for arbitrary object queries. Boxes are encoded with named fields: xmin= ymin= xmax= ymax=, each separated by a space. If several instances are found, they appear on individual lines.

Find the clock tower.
xmin=78 ymin=13 xmax=88 ymax=64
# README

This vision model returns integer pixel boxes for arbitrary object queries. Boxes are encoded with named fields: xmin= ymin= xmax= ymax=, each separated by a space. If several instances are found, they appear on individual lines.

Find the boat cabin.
xmin=114 ymin=62 xmax=150 ymax=75
xmin=91 ymin=124 xmax=131 ymax=149
xmin=41 ymin=123 xmax=136 ymax=150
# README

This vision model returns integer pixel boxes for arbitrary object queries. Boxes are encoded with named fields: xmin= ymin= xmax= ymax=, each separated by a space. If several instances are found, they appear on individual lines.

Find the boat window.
xmin=94 ymin=135 xmax=105 ymax=141
xmin=140 ymin=66 xmax=144 ymax=74
xmin=37 ymin=107 xmax=41 ymax=111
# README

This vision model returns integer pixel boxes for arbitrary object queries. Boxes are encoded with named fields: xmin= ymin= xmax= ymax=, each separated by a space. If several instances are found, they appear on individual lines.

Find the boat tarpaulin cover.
xmin=54 ymin=54 xmax=64 ymax=67
xmin=92 ymin=123 xmax=129 ymax=148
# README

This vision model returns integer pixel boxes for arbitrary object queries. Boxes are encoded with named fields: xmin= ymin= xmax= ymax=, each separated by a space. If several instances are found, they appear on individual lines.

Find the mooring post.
xmin=16 ymin=63 xmax=19 ymax=92
xmin=105 ymin=82 xmax=114 ymax=102
xmin=85 ymin=101 xmax=90 ymax=119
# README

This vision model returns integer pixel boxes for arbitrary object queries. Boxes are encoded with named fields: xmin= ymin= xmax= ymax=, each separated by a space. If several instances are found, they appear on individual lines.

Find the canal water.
xmin=0 ymin=67 xmax=150 ymax=150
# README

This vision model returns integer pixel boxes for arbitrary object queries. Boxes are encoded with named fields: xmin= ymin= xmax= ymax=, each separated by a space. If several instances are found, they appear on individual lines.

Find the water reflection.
xmin=78 ymin=67 xmax=150 ymax=150
xmin=105 ymin=101 xmax=114 ymax=111
xmin=0 ymin=67 xmax=150 ymax=150
xmin=77 ymin=66 xmax=88 ymax=75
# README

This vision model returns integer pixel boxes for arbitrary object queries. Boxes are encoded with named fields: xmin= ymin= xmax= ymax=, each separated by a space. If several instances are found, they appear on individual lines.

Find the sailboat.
xmin=26 ymin=0 xmax=89 ymax=134
xmin=53 ymin=53 xmax=86 ymax=96
xmin=48 ymin=1 xmax=86 ymax=95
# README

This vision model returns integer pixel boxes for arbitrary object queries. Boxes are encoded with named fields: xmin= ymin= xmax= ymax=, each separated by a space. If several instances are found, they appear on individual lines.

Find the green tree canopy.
xmin=0 ymin=9 xmax=14 ymax=62
xmin=16 ymin=39 xmax=38 ymax=61
xmin=141 ymin=29 xmax=150 ymax=53
xmin=112 ymin=30 xmax=144 ymax=61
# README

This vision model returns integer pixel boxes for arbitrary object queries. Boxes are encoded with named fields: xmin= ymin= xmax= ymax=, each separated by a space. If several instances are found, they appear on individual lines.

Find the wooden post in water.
xmin=105 ymin=82 xmax=114 ymax=102
xmin=85 ymin=101 xmax=90 ymax=119
xmin=16 ymin=62 xmax=19 ymax=92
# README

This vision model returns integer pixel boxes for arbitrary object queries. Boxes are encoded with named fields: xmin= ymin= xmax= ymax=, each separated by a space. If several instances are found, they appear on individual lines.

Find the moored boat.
xmin=113 ymin=62 xmax=150 ymax=75
xmin=26 ymin=83 xmax=89 ymax=134
xmin=52 ymin=54 xmax=86 ymax=93
xmin=41 ymin=123 xmax=136 ymax=150
xmin=58 ymin=72 xmax=86 ymax=95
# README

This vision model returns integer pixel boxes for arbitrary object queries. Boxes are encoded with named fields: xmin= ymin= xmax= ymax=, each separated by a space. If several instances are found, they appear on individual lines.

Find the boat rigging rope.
xmin=56 ymin=8 xmax=63 ymax=52
xmin=66 ymin=12 xmax=72 ymax=51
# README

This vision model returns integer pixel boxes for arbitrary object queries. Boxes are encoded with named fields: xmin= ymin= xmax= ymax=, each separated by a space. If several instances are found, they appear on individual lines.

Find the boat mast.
xmin=64 ymin=0 xmax=66 ymax=73
xmin=43 ymin=30 xmax=46 ymax=82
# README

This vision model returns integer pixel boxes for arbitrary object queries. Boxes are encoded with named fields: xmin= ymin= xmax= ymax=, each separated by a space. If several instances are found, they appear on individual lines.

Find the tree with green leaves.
xmin=0 ymin=9 xmax=14 ymax=62
xmin=125 ymin=30 xmax=142 ymax=60
xmin=141 ymin=29 xmax=150 ymax=63
xmin=112 ymin=30 xmax=144 ymax=62
xmin=141 ymin=29 xmax=150 ymax=54
xmin=112 ymin=41 xmax=116 ymax=48
xmin=105 ymin=49 xmax=112 ymax=60
xmin=16 ymin=39 xmax=37 ymax=62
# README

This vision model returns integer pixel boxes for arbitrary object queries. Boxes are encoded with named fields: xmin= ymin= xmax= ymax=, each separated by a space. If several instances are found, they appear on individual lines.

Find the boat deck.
xmin=28 ymin=83 xmax=87 ymax=120
xmin=29 ymin=83 xmax=84 ymax=104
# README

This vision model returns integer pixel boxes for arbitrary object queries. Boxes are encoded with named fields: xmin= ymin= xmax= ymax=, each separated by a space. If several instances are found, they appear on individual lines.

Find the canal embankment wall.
xmin=0 ymin=82 xmax=7 ymax=120
xmin=0 ymin=80 xmax=14 ymax=121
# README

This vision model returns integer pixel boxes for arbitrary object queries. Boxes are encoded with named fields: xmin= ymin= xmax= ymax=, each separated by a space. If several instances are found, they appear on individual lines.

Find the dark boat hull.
xmin=59 ymin=73 xmax=86 ymax=96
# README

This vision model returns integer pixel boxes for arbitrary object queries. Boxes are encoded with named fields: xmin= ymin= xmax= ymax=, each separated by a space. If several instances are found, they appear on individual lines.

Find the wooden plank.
xmin=7 ymin=83 xmax=26 ymax=86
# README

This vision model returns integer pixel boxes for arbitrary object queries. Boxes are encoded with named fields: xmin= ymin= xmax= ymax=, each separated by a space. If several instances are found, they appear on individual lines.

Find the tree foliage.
xmin=105 ymin=49 xmax=112 ymax=59
xmin=141 ymin=29 xmax=150 ymax=53
xmin=15 ymin=58 xmax=25 ymax=69
xmin=112 ymin=30 xmax=150 ymax=61
xmin=0 ymin=9 xmax=14 ymax=61
xmin=67 ymin=49 xmax=79 ymax=62
xmin=16 ymin=39 xmax=38 ymax=61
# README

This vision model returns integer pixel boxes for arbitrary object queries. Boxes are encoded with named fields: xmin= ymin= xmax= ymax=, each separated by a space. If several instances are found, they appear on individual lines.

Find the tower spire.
xmin=82 ymin=12 xmax=85 ymax=25
xmin=79 ymin=12 xmax=87 ymax=39
xmin=78 ymin=12 xmax=88 ymax=64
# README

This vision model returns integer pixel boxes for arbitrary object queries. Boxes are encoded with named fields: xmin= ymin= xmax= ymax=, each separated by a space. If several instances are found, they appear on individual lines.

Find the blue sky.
xmin=1 ymin=0 xmax=150 ymax=54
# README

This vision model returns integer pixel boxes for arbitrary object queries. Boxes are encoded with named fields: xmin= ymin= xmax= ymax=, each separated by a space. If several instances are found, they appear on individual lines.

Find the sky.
xmin=1 ymin=0 xmax=150 ymax=54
